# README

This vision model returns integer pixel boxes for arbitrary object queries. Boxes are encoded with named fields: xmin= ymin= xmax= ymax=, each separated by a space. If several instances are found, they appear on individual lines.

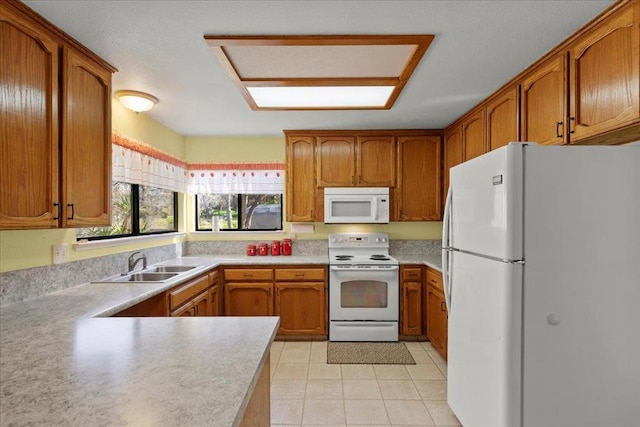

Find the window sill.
xmin=73 ymin=232 xmax=186 ymax=251
xmin=189 ymin=230 xmax=285 ymax=235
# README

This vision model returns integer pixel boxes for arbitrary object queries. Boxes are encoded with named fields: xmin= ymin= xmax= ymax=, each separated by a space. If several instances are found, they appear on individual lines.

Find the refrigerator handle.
xmin=442 ymin=186 xmax=453 ymax=312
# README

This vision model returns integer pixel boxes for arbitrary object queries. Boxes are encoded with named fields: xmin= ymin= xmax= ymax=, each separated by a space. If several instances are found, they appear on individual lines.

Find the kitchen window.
xmin=195 ymin=194 xmax=282 ymax=231
xmin=76 ymin=182 xmax=178 ymax=240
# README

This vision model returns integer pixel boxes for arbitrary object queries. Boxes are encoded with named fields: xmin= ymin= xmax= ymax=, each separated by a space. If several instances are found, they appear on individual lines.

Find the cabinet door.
xmin=462 ymin=109 xmax=486 ymax=161
xmin=286 ymin=135 xmax=317 ymax=222
xmin=521 ymin=54 xmax=568 ymax=146
xmin=397 ymin=136 xmax=442 ymax=221
xmin=486 ymin=86 xmax=519 ymax=151
xmin=0 ymin=7 xmax=60 ymax=229
xmin=274 ymin=282 xmax=326 ymax=335
xmin=443 ymin=125 xmax=463 ymax=209
xmin=208 ymin=284 xmax=220 ymax=316
xmin=61 ymin=48 xmax=112 ymax=227
xmin=193 ymin=291 xmax=209 ymax=317
xmin=401 ymin=281 xmax=422 ymax=336
xmin=224 ymin=283 xmax=273 ymax=316
xmin=356 ymin=136 xmax=396 ymax=187
xmin=426 ymin=285 xmax=448 ymax=359
xmin=569 ymin=2 xmax=639 ymax=141
xmin=171 ymin=301 xmax=197 ymax=317
xmin=316 ymin=136 xmax=356 ymax=187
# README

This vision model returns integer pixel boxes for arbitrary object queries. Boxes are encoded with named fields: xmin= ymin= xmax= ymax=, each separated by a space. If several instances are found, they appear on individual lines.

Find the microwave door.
xmin=327 ymin=195 xmax=376 ymax=223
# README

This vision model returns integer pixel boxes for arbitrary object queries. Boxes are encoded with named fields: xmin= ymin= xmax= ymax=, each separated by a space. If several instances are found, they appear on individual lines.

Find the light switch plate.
xmin=52 ymin=243 xmax=69 ymax=264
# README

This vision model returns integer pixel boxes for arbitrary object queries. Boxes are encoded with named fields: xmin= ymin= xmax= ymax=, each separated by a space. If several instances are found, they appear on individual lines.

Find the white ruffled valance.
xmin=187 ymin=166 xmax=285 ymax=195
xmin=112 ymin=133 xmax=284 ymax=195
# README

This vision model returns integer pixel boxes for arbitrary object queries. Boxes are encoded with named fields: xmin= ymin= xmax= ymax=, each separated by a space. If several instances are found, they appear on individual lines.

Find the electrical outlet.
xmin=52 ymin=243 xmax=69 ymax=264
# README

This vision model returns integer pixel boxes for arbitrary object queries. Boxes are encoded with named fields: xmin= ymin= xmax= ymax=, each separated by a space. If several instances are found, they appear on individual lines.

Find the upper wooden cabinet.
xmin=568 ymin=2 xmax=639 ymax=142
xmin=356 ymin=136 xmax=396 ymax=187
xmin=0 ymin=0 xmax=115 ymax=230
xmin=316 ymin=136 xmax=356 ymax=187
xmin=285 ymin=135 xmax=318 ymax=222
xmin=486 ymin=85 xmax=520 ymax=151
xmin=521 ymin=54 xmax=568 ymax=146
xmin=462 ymin=109 xmax=486 ymax=160
xmin=443 ymin=125 xmax=463 ymax=209
xmin=397 ymin=135 xmax=442 ymax=221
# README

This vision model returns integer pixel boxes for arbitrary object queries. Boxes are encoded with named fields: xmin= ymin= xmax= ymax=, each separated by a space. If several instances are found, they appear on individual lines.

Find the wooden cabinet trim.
xmin=168 ymin=274 xmax=210 ymax=311
xmin=224 ymin=268 xmax=274 ymax=281
xmin=274 ymin=268 xmax=326 ymax=281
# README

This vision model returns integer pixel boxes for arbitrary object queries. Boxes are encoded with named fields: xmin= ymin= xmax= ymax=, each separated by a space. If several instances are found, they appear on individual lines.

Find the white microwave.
xmin=324 ymin=187 xmax=390 ymax=223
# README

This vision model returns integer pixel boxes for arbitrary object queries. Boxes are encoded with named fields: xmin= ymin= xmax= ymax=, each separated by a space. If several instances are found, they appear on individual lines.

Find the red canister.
xmin=246 ymin=244 xmax=256 ymax=256
xmin=258 ymin=243 xmax=268 ymax=256
xmin=281 ymin=239 xmax=292 ymax=256
xmin=270 ymin=240 xmax=281 ymax=256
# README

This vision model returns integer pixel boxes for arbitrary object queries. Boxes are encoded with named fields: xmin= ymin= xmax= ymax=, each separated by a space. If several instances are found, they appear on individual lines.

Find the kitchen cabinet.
xmin=285 ymin=135 xmax=320 ymax=222
xmin=486 ymin=85 xmax=520 ymax=151
xmin=462 ymin=109 xmax=486 ymax=160
xmin=400 ymin=266 xmax=423 ymax=336
xmin=112 ymin=292 xmax=167 ymax=317
xmin=426 ymin=268 xmax=447 ymax=360
xmin=316 ymin=135 xmax=356 ymax=187
xmin=397 ymin=135 xmax=442 ymax=221
xmin=0 ymin=0 xmax=115 ymax=229
xmin=168 ymin=274 xmax=211 ymax=317
xmin=521 ymin=54 xmax=568 ymax=146
xmin=274 ymin=267 xmax=327 ymax=336
xmin=208 ymin=269 xmax=222 ymax=316
xmin=443 ymin=125 xmax=463 ymax=210
xmin=568 ymin=1 xmax=639 ymax=143
xmin=356 ymin=136 xmax=396 ymax=187
xmin=224 ymin=268 xmax=274 ymax=317
xmin=223 ymin=266 xmax=328 ymax=336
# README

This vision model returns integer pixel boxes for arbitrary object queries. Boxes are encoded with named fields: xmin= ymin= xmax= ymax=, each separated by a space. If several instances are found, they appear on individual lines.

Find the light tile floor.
xmin=269 ymin=340 xmax=461 ymax=426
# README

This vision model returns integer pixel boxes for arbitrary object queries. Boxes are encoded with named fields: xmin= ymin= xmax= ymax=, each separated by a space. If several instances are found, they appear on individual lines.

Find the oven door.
xmin=329 ymin=265 xmax=399 ymax=321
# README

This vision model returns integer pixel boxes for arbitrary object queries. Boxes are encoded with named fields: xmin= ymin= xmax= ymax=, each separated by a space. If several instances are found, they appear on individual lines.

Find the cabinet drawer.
xmin=402 ymin=267 xmax=422 ymax=281
xmin=275 ymin=268 xmax=325 ymax=281
xmin=208 ymin=270 xmax=219 ymax=284
xmin=169 ymin=275 xmax=209 ymax=310
xmin=224 ymin=269 xmax=273 ymax=281
xmin=426 ymin=268 xmax=444 ymax=292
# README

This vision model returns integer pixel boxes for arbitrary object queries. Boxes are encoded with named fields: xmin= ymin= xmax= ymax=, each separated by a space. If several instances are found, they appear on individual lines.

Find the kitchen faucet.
xmin=127 ymin=251 xmax=147 ymax=272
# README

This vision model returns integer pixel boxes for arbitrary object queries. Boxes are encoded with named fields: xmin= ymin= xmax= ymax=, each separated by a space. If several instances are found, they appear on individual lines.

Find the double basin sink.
xmin=95 ymin=265 xmax=198 ymax=283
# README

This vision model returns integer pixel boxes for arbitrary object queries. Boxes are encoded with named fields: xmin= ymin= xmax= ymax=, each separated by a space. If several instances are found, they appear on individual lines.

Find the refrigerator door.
xmin=449 ymin=143 xmax=524 ymax=261
xmin=447 ymin=250 xmax=523 ymax=427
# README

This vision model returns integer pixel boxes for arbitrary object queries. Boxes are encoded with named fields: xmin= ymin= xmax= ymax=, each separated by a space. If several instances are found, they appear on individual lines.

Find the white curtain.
xmin=187 ymin=165 xmax=285 ymax=195
xmin=112 ymin=133 xmax=284 ymax=194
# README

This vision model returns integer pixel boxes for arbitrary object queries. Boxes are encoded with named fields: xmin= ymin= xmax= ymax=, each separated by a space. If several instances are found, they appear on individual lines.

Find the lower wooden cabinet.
xmin=275 ymin=283 xmax=326 ymax=335
xmin=426 ymin=268 xmax=447 ymax=360
xmin=223 ymin=266 xmax=328 ymax=337
xmin=224 ymin=283 xmax=274 ymax=316
xmin=400 ymin=266 xmax=423 ymax=336
xmin=208 ymin=270 xmax=222 ymax=316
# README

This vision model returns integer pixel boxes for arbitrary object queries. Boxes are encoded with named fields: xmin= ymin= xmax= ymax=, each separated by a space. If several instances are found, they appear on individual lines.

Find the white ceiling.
xmin=25 ymin=0 xmax=614 ymax=137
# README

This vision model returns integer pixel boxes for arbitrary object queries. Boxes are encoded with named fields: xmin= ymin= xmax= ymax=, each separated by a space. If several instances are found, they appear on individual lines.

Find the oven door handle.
xmin=330 ymin=266 xmax=399 ymax=272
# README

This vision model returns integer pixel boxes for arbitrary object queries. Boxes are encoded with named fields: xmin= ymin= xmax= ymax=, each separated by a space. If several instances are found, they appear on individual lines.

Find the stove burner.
xmin=334 ymin=255 xmax=354 ymax=260
xmin=370 ymin=254 xmax=391 ymax=261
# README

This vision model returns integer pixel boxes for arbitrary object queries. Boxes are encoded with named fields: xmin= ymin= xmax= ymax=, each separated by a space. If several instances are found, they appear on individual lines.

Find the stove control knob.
xmin=381 ymin=237 xmax=387 ymax=243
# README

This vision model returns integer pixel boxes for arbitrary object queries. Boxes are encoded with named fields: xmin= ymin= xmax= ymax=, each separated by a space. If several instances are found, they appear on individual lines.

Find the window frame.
xmin=76 ymin=183 xmax=178 ymax=241
xmin=195 ymin=193 xmax=283 ymax=232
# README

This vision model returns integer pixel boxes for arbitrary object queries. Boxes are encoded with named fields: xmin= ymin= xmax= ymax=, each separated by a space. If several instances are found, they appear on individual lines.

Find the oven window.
xmin=340 ymin=280 xmax=388 ymax=308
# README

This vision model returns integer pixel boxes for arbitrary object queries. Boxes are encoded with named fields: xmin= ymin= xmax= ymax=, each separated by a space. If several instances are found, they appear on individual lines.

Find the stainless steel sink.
xmin=113 ymin=272 xmax=178 ymax=282
xmin=149 ymin=265 xmax=196 ymax=273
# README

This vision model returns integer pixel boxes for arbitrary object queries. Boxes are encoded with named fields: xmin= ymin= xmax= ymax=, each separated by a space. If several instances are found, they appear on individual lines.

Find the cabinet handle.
xmin=268 ymin=288 xmax=272 ymax=297
xmin=569 ymin=117 xmax=575 ymax=134
xmin=53 ymin=203 xmax=61 ymax=220
xmin=441 ymin=301 xmax=446 ymax=312
xmin=193 ymin=304 xmax=198 ymax=316
xmin=295 ymin=273 xmax=304 ymax=277
xmin=555 ymin=121 xmax=563 ymax=138
xmin=243 ymin=274 xmax=253 ymax=278
xmin=277 ymin=288 xmax=280 ymax=296
xmin=67 ymin=203 xmax=75 ymax=220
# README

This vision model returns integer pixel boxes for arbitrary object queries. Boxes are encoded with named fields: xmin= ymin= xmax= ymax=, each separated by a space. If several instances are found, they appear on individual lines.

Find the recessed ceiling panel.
xmin=205 ymin=35 xmax=434 ymax=110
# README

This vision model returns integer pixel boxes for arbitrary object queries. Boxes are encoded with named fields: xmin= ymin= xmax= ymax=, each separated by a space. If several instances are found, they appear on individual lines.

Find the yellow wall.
xmin=185 ymin=136 xmax=284 ymax=163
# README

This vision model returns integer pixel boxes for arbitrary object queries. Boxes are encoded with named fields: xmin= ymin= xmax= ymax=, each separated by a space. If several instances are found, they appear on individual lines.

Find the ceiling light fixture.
xmin=204 ymin=35 xmax=434 ymax=111
xmin=115 ymin=90 xmax=159 ymax=113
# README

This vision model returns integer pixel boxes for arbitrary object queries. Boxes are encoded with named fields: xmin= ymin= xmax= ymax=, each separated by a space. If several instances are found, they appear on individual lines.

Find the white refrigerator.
xmin=442 ymin=143 xmax=640 ymax=427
